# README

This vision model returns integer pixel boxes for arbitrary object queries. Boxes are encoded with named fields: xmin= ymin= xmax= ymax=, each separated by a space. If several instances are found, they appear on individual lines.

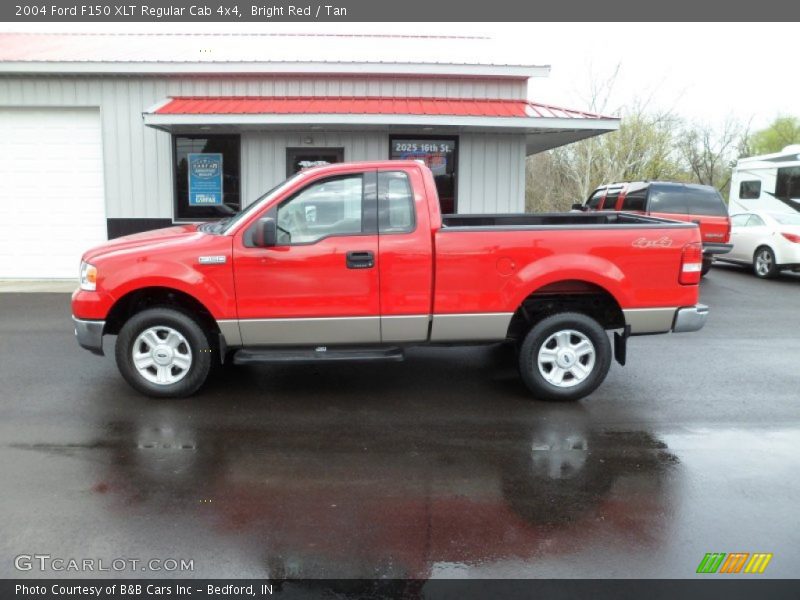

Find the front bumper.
xmin=672 ymin=304 xmax=709 ymax=333
xmin=73 ymin=316 xmax=105 ymax=355
xmin=703 ymin=242 xmax=733 ymax=256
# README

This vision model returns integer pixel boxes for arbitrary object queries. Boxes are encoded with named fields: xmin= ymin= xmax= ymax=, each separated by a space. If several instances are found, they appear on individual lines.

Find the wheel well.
xmin=506 ymin=280 xmax=625 ymax=340
xmin=104 ymin=287 xmax=220 ymax=337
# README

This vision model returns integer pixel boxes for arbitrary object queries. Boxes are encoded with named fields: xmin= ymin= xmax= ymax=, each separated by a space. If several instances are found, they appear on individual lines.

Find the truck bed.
xmin=441 ymin=211 xmax=693 ymax=230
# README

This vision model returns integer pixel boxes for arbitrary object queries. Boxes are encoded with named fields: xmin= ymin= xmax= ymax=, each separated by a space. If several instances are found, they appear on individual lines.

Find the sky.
xmin=3 ymin=21 xmax=797 ymax=130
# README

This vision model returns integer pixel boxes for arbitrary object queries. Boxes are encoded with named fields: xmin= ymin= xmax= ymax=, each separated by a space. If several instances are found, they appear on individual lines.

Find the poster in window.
xmin=188 ymin=153 xmax=223 ymax=206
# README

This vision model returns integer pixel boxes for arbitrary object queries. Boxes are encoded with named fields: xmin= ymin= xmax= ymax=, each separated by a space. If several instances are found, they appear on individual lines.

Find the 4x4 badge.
xmin=632 ymin=236 xmax=673 ymax=248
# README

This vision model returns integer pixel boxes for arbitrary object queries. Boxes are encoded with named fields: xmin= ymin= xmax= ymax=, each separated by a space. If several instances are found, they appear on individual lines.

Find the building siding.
xmin=457 ymin=133 xmax=526 ymax=213
xmin=0 ymin=75 xmax=527 ymax=219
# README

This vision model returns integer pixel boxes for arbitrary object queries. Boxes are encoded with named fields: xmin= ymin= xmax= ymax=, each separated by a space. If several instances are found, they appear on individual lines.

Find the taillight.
xmin=725 ymin=219 xmax=732 ymax=243
xmin=780 ymin=232 xmax=800 ymax=244
xmin=680 ymin=242 xmax=703 ymax=284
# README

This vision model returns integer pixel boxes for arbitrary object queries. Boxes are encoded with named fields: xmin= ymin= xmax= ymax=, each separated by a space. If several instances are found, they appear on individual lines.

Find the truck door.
xmin=232 ymin=171 xmax=381 ymax=346
xmin=376 ymin=168 xmax=434 ymax=343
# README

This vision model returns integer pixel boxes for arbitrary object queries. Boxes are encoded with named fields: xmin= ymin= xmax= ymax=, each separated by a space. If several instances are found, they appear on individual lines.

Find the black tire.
xmin=115 ymin=307 xmax=213 ymax=398
xmin=701 ymin=257 xmax=712 ymax=277
xmin=518 ymin=312 xmax=612 ymax=402
xmin=753 ymin=246 xmax=779 ymax=279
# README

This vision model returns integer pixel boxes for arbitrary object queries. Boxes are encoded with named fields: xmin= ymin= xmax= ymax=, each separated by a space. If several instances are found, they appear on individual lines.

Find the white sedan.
xmin=718 ymin=210 xmax=800 ymax=278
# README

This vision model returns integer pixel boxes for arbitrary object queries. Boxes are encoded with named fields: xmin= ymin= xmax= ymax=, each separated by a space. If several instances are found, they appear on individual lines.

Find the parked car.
xmin=575 ymin=181 xmax=732 ymax=276
xmin=716 ymin=210 xmax=800 ymax=278
xmin=72 ymin=161 xmax=708 ymax=401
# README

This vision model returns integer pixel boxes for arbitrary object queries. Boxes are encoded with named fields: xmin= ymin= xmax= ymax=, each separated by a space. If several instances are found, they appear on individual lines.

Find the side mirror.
xmin=571 ymin=203 xmax=586 ymax=211
xmin=254 ymin=217 xmax=277 ymax=247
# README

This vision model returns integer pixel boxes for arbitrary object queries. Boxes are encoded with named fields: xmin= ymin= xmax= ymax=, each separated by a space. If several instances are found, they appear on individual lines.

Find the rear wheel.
xmin=115 ymin=307 xmax=213 ymax=398
xmin=518 ymin=312 xmax=612 ymax=402
xmin=753 ymin=246 xmax=779 ymax=279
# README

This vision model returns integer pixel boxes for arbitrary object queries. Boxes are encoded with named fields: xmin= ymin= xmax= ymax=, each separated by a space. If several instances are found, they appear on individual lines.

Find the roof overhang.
xmin=0 ymin=61 xmax=549 ymax=79
xmin=143 ymin=96 xmax=620 ymax=154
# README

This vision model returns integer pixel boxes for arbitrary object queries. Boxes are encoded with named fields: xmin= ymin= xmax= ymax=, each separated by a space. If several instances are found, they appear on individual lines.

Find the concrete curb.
xmin=0 ymin=280 xmax=76 ymax=293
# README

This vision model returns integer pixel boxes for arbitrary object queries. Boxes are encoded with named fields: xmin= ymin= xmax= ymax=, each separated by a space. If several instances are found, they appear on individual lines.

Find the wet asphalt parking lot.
xmin=1 ymin=263 xmax=799 ymax=580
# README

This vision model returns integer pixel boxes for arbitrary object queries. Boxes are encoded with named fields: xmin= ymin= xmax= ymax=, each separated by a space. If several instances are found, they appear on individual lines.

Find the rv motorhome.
xmin=729 ymin=145 xmax=800 ymax=215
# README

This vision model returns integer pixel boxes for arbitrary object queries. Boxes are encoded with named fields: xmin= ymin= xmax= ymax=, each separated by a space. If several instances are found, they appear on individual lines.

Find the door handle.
xmin=346 ymin=251 xmax=375 ymax=269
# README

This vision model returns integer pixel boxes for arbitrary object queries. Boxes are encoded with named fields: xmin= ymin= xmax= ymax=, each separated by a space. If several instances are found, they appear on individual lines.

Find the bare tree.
xmin=526 ymin=65 xmax=685 ymax=212
xmin=677 ymin=117 xmax=748 ymax=192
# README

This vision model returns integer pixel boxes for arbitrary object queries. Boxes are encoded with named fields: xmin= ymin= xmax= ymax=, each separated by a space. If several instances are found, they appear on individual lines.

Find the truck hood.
xmin=82 ymin=224 xmax=203 ymax=262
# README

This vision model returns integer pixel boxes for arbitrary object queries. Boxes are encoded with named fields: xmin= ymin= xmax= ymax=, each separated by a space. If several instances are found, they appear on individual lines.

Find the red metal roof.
xmin=153 ymin=96 xmax=613 ymax=120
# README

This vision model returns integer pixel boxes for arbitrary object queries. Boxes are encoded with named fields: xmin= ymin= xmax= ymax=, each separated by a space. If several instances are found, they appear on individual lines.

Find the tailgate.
xmin=694 ymin=214 xmax=730 ymax=244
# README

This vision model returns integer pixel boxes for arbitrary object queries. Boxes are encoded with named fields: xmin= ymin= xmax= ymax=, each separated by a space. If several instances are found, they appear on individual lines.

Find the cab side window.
xmin=378 ymin=171 xmax=415 ymax=234
xmin=276 ymin=175 xmax=364 ymax=245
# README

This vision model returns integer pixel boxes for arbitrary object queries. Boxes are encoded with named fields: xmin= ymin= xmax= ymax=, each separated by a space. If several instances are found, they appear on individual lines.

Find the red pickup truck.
xmin=72 ymin=161 xmax=708 ymax=401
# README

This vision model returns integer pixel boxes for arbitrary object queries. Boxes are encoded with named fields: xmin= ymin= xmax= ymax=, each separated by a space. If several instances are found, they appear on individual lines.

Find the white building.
xmin=0 ymin=32 xmax=619 ymax=278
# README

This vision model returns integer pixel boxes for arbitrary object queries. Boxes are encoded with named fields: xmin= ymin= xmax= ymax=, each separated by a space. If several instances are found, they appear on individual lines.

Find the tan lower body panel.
xmin=622 ymin=307 xmax=678 ymax=334
xmin=429 ymin=312 xmax=514 ymax=342
xmin=219 ymin=312 xmax=514 ymax=346
xmin=217 ymin=319 xmax=242 ymax=347
xmin=381 ymin=315 xmax=430 ymax=342
xmin=238 ymin=316 xmax=380 ymax=346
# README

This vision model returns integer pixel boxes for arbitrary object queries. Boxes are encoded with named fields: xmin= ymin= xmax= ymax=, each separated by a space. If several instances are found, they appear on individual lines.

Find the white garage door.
xmin=0 ymin=108 xmax=106 ymax=279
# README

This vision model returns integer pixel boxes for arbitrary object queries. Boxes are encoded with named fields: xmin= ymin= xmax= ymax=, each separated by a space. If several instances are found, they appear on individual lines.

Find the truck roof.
xmin=296 ymin=160 xmax=428 ymax=175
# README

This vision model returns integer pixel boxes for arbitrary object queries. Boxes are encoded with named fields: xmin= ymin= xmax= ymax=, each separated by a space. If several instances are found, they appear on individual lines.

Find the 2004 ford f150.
xmin=72 ymin=161 xmax=708 ymax=401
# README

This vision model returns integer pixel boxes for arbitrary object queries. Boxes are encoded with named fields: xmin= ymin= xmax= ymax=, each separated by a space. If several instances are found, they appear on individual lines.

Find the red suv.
xmin=579 ymin=181 xmax=732 ymax=275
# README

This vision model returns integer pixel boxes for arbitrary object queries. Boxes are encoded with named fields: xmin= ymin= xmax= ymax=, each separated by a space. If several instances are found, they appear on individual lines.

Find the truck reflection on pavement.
xmin=91 ymin=404 xmax=679 ymax=579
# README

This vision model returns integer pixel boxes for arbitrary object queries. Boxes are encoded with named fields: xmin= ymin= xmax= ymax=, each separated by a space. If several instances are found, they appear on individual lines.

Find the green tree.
xmin=746 ymin=116 xmax=800 ymax=155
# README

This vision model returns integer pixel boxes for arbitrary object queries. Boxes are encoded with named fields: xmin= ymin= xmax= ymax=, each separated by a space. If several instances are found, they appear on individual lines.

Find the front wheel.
xmin=753 ymin=246 xmax=779 ymax=279
xmin=518 ymin=312 xmax=612 ymax=402
xmin=115 ymin=308 xmax=213 ymax=398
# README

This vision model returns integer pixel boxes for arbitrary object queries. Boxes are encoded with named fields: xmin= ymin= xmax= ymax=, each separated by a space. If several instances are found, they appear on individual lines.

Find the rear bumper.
xmin=703 ymin=242 xmax=733 ymax=256
xmin=73 ymin=316 xmax=105 ymax=355
xmin=623 ymin=304 xmax=709 ymax=334
xmin=672 ymin=304 xmax=709 ymax=333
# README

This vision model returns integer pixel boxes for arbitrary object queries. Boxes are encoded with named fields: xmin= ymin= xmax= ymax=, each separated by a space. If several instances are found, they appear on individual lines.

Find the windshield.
xmin=770 ymin=213 xmax=800 ymax=226
xmin=200 ymin=173 xmax=304 ymax=235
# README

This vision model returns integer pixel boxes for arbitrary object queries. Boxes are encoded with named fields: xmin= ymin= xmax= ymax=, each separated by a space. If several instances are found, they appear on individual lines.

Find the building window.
xmin=173 ymin=134 xmax=241 ymax=221
xmin=739 ymin=180 xmax=761 ymax=200
xmin=390 ymin=136 xmax=457 ymax=214
xmin=286 ymin=147 xmax=344 ymax=177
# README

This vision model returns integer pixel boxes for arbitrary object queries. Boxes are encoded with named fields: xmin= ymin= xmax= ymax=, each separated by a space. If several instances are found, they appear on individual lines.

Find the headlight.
xmin=79 ymin=261 xmax=98 ymax=291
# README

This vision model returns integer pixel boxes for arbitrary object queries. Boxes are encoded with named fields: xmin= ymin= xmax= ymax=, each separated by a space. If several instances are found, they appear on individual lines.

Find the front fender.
xmin=102 ymin=260 xmax=237 ymax=320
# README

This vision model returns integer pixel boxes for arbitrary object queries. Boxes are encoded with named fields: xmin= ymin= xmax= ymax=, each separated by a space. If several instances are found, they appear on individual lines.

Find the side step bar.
xmin=232 ymin=346 xmax=405 ymax=365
